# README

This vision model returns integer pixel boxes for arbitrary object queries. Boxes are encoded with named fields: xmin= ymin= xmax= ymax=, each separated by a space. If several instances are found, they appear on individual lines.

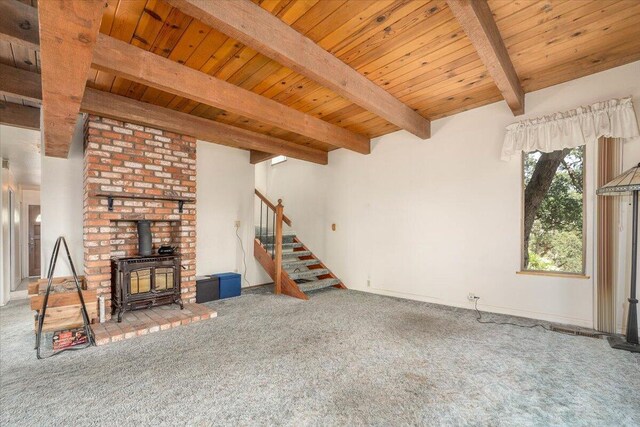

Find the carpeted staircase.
xmin=255 ymin=226 xmax=345 ymax=299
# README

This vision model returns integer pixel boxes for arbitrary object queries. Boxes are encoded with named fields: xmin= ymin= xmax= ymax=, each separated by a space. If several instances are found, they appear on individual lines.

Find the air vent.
xmin=1 ymin=158 xmax=8 ymax=170
xmin=550 ymin=325 xmax=604 ymax=339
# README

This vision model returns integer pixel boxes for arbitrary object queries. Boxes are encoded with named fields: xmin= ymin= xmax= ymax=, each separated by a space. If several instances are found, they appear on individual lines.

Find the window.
xmin=522 ymin=147 xmax=585 ymax=274
xmin=271 ymin=155 xmax=287 ymax=166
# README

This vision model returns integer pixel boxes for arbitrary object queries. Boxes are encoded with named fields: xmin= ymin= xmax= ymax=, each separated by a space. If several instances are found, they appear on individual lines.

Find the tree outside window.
xmin=522 ymin=147 xmax=585 ymax=274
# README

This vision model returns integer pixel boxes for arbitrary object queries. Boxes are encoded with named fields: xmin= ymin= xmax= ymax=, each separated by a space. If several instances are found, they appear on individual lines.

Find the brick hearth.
xmin=83 ymin=115 xmax=197 ymax=320
xmin=91 ymin=303 xmax=217 ymax=346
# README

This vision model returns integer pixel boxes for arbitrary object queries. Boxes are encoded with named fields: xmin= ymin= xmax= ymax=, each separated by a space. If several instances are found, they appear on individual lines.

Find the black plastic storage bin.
xmin=196 ymin=276 xmax=219 ymax=303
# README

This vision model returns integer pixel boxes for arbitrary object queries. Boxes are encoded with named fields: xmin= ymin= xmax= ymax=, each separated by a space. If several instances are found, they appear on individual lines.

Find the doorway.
xmin=28 ymin=205 xmax=41 ymax=277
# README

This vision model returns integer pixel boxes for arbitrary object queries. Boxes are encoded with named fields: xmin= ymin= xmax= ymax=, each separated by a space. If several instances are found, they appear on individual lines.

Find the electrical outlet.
xmin=235 ymin=220 xmax=241 ymax=228
xmin=367 ymin=278 xmax=371 ymax=287
xmin=467 ymin=293 xmax=478 ymax=301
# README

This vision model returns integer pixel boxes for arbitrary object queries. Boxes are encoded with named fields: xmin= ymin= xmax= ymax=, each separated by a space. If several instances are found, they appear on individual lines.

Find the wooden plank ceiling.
xmin=2 ymin=0 xmax=640 ymax=159
xmin=0 ymin=0 xmax=40 ymax=108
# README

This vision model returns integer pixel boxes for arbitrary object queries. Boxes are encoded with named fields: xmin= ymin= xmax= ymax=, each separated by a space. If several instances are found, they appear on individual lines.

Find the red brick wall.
xmin=83 ymin=115 xmax=196 ymax=319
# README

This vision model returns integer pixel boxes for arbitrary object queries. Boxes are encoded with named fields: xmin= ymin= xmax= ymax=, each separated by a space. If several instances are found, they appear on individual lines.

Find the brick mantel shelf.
xmin=83 ymin=115 xmax=197 ymax=320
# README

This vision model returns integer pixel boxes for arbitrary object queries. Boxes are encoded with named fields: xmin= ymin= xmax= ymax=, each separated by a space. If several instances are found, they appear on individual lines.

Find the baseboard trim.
xmin=242 ymin=282 xmax=272 ymax=289
xmin=9 ymin=290 xmax=29 ymax=301
xmin=361 ymin=286 xmax=593 ymax=328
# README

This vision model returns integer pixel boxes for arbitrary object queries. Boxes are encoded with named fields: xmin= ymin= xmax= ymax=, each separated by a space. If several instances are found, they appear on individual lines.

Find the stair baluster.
xmin=275 ymin=199 xmax=284 ymax=294
xmin=254 ymin=189 xmax=343 ymax=300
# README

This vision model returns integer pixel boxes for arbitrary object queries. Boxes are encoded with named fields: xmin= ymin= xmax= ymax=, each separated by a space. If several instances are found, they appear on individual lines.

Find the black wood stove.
xmin=111 ymin=254 xmax=183 ymax=322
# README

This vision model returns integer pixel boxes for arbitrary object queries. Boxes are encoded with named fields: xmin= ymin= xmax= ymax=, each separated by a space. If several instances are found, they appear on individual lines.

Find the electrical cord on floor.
xmin=235 ymin=225 xmax=250 ymax=287
xmin=474 ymin=297 xmax=551 ymax=331
xmin=474 ymin=297 xmax=614 ymax=337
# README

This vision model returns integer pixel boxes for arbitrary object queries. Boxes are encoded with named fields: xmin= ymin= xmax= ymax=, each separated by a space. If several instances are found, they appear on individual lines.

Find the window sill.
xmin=516 ymin=271 xmax=591 ymax=280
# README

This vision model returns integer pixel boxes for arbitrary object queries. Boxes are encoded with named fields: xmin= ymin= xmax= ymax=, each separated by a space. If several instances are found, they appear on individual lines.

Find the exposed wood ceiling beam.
xmin=0 ymin=26 xmax=327 ymax=166
xmin=165 ymin=0 xmax=431 ymax=139
xmin=0 ymin=102 xmax=39 ymax=130
xmin=92 ymin=34 xmax=370 ymax=155
xmin=0 ymin=1 xmax=368 ymax=155
xmin=0 ymin=64 xmax=327 ymax=164
xmin=38 ymin=0 xmax=105 ymax=158
xmin=446 ymin=0 xmax=524 ymax=115
xmin=250 ymin=151 xmax=278 ymax=165
xmin=81 ymin=88 xmax=328 ymax=165
xmin=0 ymin=63 xmax=41 ymax=104
xmin=0 ymin=0 xmax=39 ymax=50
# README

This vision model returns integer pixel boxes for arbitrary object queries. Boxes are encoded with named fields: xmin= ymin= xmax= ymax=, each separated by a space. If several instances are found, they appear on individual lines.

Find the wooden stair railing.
xmin=255 ymin=189 xmax=291 ymax=226
xmin=253 ymin=238 xmax=309 ymax=300
xmin=254 ymin=189 xmax=345 ymax=300
xmin=274 ymin=200 xmax=283 ymax=295
xmin=255 ymin=189 xmax=287 ymax=295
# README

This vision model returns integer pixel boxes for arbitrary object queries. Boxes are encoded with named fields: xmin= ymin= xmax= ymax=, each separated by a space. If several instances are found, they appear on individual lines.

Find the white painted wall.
xmin=1 ymin=163 xmax=22 ymax=303
xmin=196 ymin=142 xmax=270 ymax=286
xmin=20 ymin=188 xmax=40 ymax=279
xmin=10 ymin=183 xmax=20 ymax=291
xmin=259 ymin=61 xmax=640 ymax=328
xmin=0 ymin=161 xmax=3 ymax=304
xmin=40 ymin=116 xmax=85 ymax=278
xmin=1 ymin=167 xmax=11 ymax=304
xmin=1 ymin=169 xmax=22 ymax=302
xmin=257 ymin=159 xmax=330 ymax=256
xmin=0 ymin=163 xmax=3 ymax=304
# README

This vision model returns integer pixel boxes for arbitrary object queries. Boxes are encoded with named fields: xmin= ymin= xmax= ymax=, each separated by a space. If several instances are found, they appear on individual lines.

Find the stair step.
xmin=255 ymin=226 xmax=293 ymax=233
xmin=263 ymin=242 xmax=303 ymax=250
xmin=297 ymin=278 xmax=342 ymax=292
xmin=288 ymin=268 xmax=330 ymax=280
xmin=282 ymin=250 xmax=311 ymax=258
xmin=256 ymin=232 xmax=296 ymax=238
xmin=257 ymin=234 xmax=296 ymax=244
xmin=282 ymin=258 xmax=320 ymax=270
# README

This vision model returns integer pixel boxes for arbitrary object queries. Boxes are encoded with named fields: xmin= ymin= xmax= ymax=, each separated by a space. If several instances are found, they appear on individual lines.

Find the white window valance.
xmin=501 ymin=97 xmax=639 ymax=160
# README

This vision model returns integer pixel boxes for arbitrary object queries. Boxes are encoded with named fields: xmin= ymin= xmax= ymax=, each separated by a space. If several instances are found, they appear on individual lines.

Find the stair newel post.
xmin=275 ymin=199 xmax=284 ymax=295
